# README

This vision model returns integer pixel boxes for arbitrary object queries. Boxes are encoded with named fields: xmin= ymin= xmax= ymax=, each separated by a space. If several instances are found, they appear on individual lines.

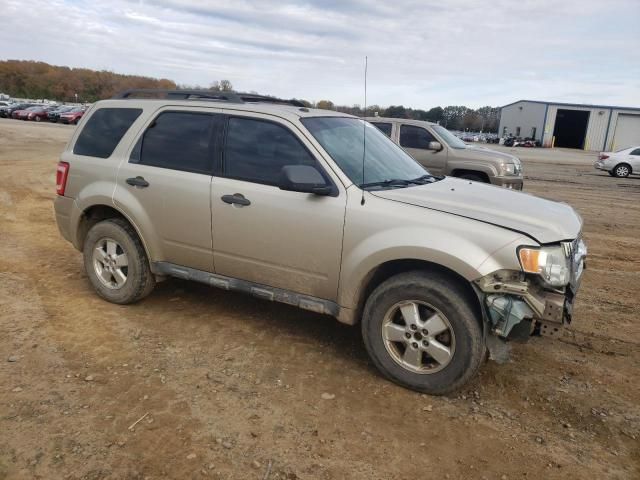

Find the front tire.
xmin=83 ymin=218 xmax=155 ymax=304
xmin=613 ymin=163 xmax=631 ymax=178
xmin=361 ymin=271 xmax=484 ymax=395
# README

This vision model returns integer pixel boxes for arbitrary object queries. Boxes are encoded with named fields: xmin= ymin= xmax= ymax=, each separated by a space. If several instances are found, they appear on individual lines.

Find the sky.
xmin=1 ymin=0 xmax=639 ymax=109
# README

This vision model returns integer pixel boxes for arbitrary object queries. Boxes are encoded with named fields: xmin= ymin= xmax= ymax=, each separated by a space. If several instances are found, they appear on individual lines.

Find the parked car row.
xmin=0 ymin=102 xmax=86 ymax=124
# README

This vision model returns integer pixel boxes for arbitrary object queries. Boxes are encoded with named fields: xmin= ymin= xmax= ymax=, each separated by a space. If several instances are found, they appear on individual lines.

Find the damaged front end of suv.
xmin=475 ymin=237 xmax=587 ymax=361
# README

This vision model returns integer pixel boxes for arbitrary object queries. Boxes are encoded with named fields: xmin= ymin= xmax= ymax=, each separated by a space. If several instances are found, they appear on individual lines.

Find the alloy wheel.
xmin=93 ymin=238 xmax=129 ymax=289
xmin=381 ymin=300 xmax=456 ymax=374
xmin=615 ymin=165 xmax=630 ymax=177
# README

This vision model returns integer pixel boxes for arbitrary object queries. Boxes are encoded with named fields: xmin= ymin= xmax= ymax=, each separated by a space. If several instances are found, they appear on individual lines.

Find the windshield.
xmin=301 ymin=117 xmax=429 ymax=187
xmin=432 ymin=125 xmax=467 ymax=149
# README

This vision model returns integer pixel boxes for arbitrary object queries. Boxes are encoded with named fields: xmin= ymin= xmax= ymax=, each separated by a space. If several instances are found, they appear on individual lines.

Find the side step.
xmin=153 ymin=262 xmax=340 ymax=317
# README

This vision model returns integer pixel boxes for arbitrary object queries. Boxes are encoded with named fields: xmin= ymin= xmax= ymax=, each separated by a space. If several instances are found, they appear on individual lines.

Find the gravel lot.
xmin=1 ymin=119 xmax=638 ymax=480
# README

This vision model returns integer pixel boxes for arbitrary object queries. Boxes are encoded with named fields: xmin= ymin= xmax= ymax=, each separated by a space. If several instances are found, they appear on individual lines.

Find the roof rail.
xmin=112 ymin=89 xmax=305 ymax=107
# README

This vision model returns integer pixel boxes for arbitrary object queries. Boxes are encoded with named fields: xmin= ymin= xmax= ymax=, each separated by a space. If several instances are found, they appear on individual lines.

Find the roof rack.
xmin=112 ymin=89 xmax=306 ymax=107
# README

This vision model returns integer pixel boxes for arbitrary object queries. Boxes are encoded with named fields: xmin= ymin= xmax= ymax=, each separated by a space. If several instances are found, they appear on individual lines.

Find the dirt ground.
xmin=1 ymin=118 xmax=638 ymax=480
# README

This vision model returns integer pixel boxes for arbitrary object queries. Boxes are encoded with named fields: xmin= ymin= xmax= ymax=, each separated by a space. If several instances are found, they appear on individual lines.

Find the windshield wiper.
xmin=359 ymin=178 xmax=416 ymax=189
xmin=409 ymin=174 xmax=445 ymax=183
xmin=360 ymin=174 xmax=443 ymax=190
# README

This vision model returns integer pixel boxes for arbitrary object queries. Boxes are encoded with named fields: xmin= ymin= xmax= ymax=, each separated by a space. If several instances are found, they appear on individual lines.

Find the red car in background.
xmin=59 ymin=107 xmax=85 ymax=125
xmin=12 ymin=106 xmax=38 ymax=119
xmin=26 ymin=105 xmax=59 ymax=122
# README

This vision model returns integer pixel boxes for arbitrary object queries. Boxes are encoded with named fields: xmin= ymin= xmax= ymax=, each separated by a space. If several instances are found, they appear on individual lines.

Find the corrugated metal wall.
xmin=500 ymin=101 xmax=640 ymax=151
xmin=605 ymin=109 xmax=640 ymax=151
xmin=542 ymin=105 xmax=609 ymax=150
xmin=498 ymin=101 xmax=547 ymax=141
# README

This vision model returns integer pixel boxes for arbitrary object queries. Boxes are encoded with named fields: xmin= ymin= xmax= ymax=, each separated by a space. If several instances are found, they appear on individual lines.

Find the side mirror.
xmin=428 ymin=141 xmax=443 ymax=151
xmin=279 ymin=165 xmax=333 ymax=196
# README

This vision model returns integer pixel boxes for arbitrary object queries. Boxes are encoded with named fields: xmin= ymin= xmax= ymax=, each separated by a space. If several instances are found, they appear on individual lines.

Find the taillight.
xmin=56 ymin=161 xmax=69 ymax=196
xmin=599 ymin=154 xmax=609 ymax=160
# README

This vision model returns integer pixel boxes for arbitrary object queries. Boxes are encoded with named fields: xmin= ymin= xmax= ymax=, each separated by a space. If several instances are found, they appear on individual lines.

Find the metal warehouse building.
xmin=499 ymin=100 xmax=640 ymax=151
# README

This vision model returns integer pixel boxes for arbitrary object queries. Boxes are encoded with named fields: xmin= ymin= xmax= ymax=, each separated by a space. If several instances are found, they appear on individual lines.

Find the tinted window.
xmin=224 ymin=117 xmax=316 ymax=185
xmin=630 ymin=148 xmax=640 ymax=156
xmin=138 ymin=112 xmax=220 ymax=174
xmin=399 ymin=125 xmax=436 ymax=149
xmin=74 ymin=108 xmax=142 ymax=158
xmin=371 ymin=122 xmax=392 ymax=137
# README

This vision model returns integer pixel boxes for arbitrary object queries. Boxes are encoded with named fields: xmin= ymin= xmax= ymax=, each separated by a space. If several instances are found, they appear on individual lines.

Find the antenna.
xmin=361 ymin=56 xmax=368 ymax=206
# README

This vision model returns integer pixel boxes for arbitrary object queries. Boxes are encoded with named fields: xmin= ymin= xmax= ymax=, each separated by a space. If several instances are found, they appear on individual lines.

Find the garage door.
xmin=613 ymin=114 xmax=640 ymax=150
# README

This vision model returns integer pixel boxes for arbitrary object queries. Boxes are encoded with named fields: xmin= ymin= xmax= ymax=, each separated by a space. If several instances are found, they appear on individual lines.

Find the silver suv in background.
xmin=366 ymin=117 xmax=523 ymax=189
xmin=54 ymin=90 xmax=585 ymax=394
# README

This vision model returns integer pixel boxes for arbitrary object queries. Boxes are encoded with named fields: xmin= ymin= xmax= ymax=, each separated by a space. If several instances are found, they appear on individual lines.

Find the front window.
xmin=301 ymin=117 xmax=428 ymax=187
xmin=399 ymin=125 xmax=436 ymax=149
xmin=431 ymin=125 xmax=466 ymax=149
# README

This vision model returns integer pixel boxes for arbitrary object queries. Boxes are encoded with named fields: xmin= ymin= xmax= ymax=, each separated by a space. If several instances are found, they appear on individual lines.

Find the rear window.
xmin=74 ymin=108 xmax=142 ymax=158
xmin=370 ymin=122 xmax=392 ymax=137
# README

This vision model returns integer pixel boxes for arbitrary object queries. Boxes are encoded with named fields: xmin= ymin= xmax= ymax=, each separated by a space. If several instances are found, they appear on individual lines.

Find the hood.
xmin=371 ymin=177 xmax=582 ymax=244
xmin=461 ymin=145 xmax=519 ymax=163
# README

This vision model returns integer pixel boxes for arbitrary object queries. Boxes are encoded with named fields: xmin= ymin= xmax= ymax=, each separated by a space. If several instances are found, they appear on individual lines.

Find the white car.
xmin=594 ymin=146 xmax=640 ymax=178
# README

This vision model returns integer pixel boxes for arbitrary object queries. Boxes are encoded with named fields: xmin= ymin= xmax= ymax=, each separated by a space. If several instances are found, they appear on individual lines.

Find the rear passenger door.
xmin=629 ymin=148 xmax=640 ymax=170
xmin=114 ymin=108 xmax=224 ymax=272
xmin=399 ymin=124 xmax=446 ymax=174
xmin=210 ymin=113 xmax=346 ymax=301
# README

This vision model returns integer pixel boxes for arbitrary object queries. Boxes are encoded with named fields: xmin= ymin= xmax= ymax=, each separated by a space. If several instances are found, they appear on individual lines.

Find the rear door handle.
xmin=126 ymin=176 xmax=149 ymax=188
xmin=221 ymin=193 xmax=251 ymax=206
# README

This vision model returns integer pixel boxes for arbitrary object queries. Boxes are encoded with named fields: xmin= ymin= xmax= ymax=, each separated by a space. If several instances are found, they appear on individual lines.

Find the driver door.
xmin=210 ymin=113 xmax=346 ymax=301
xmin=399 ymin=124 xmax=447 ymax=174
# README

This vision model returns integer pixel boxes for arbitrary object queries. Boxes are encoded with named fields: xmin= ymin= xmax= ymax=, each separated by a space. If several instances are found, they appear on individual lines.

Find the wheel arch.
xmin=348 ymin=258 xmax=483 ymax=326
xmin=75 ymin=204 xmax=153 ymax=265
xmin=450 ymin=168 xmax=491 ymax=183
xmin=614 ymin=162 xmax=632 ymax=175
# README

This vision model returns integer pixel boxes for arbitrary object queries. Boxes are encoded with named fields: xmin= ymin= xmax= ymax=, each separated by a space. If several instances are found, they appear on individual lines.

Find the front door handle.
xmin=126 ymin=176 xmax=149 ymax=188
xmin=221 ymin=193 xmax=251 ymax=206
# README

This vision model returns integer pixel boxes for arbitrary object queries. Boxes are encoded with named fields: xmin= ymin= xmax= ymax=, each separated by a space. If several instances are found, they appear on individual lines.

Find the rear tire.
xmin=83 ymin=218 xmax=155 ymax=304
xmin=613 ymin=163 xmax=631 ymax=178
xmin=361 ymin=271 xmax=484 ymax=395
xmin=458 ymin=173 xmax=486 ymax=183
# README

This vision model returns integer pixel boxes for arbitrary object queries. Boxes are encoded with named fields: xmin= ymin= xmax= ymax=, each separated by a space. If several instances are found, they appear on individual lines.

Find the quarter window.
xmin=224 ymin=117 xmax=317 ymax=185
xmin=137 ymin=112 xmax=222 ymax=174
xmin=399 ymin=125 xmax=436 ymax=149
xmin=371 ymin=122 xmax=392 ymax=137
xmin=74 ymin=108 xmax=142 ymax=158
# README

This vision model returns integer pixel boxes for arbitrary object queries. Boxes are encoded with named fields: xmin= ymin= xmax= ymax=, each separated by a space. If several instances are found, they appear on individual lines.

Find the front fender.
xmin=448 ymin=159 xmax=499 ymax=177
xmin=338 ymin=225 xmax=525 ymax=310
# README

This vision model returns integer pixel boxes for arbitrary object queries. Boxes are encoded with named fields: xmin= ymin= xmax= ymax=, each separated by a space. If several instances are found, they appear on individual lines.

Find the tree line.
xmin=0 ymin=60 xmax=176 ymax=103
xmin=0 ymin=60 xmax=499 ymax=132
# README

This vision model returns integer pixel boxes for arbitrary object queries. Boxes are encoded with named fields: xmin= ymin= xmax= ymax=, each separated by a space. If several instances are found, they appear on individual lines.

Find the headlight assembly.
xmin=499 ymin=159 xmax=522 ymax=176
xmin=518 ymin=245 xmax=570 ymax=287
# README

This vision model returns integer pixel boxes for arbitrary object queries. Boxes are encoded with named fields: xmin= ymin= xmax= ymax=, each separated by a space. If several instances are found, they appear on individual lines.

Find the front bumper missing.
xmin=475 ymin=268 xmax=582 ymax=344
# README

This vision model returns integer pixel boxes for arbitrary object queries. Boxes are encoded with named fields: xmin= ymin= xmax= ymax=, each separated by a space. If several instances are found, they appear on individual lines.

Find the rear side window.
xmin=136 ymin=112 xmax=223 ymax=174
xmin=371 ymin=122 xmax=392 ymax=137
xmin=224 ymin=117 xmax=316 ymax=185
xmin=74 ymin=108 xmax=142 ymax=158
xmin=399 ymin=125 xmax=436 ymax=149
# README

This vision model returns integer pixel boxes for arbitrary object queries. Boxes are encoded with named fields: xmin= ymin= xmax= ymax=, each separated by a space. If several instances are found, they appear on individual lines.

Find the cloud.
xmin=0 ymin=0 xmax=638 ymax=107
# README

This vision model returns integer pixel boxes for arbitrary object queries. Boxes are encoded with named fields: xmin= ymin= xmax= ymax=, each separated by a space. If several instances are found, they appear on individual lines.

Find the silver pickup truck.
xmin=367 ymin=117 xmax=523 ymax=189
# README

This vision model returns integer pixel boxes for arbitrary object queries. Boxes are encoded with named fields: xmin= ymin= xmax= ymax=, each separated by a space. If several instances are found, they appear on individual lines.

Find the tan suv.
xmin=366 ymin=117 xmax=523 ymax=189
xmin=54 ymin=90 xmax=585 ymax=394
